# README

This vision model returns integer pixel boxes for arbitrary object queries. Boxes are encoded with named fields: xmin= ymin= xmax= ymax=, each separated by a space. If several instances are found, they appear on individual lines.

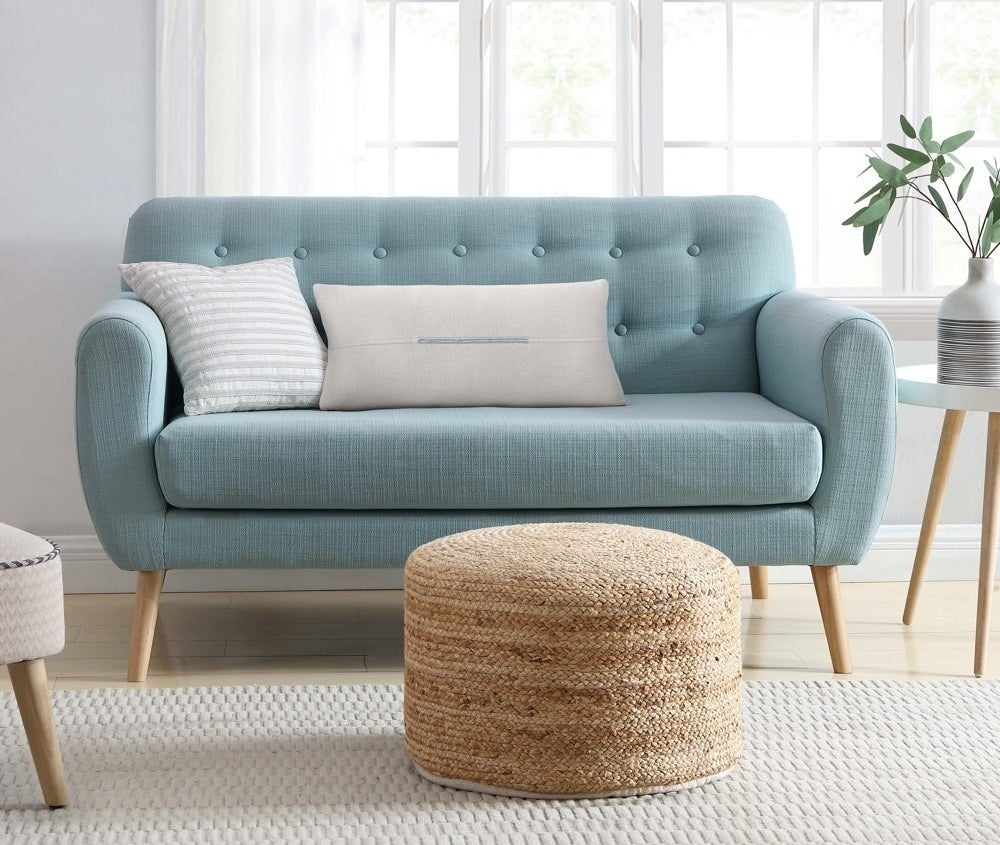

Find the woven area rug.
xmin=2 ymin=681 xmax=999 ymax=844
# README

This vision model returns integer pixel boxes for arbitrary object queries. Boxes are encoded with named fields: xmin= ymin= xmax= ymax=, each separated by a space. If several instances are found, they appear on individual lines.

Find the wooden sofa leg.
xmin=8 ymin=659 xmax=67 ymax=808
xmin=749 ymin=566 xmax=769 ymax=599
xmin=128 ymin=570 xmax=166 ymax=683
xmin=811 ymin=566 xmax=852 ymax=675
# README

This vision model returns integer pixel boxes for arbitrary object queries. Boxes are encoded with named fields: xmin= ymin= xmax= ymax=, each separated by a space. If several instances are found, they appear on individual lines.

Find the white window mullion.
xmin=725 ymin=0 xmax=735 ymax=193
xmin=637 ymin=0 xmax=663 ymax=195
xmin=458 ymin=0 xmax=483 ymax=195
xmin=615 ymin=0 xmax=634 ymax=194
xmin=877 ymin=0 xmax=909 ymax=296
xmin=811 ymin=0 xmax=821 ymax=288
xmin=483 ymin=0 xmax=507 ymax=195
xmin=908 ymin=0 xmax=933 ymax=293
xmin=387 ymin=0 xmax=398 ymax=195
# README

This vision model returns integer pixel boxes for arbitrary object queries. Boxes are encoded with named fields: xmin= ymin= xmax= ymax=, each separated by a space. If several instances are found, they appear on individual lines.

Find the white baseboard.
xmin=50 ymin=524 xmax=985 ymax=594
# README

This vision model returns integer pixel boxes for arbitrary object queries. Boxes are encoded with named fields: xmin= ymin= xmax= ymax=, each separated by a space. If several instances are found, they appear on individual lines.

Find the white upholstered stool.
xmin=1 ymin=523 xmax=68 ymax=808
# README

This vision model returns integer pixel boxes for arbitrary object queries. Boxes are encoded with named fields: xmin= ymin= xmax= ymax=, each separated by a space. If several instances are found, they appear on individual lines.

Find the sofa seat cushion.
xmin=154 ymin=393 xmax=823 ymax=510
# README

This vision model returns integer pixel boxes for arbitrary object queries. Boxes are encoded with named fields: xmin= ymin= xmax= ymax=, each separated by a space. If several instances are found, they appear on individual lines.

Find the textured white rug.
xmin=2 ymin=681 xmax=999 ymax=843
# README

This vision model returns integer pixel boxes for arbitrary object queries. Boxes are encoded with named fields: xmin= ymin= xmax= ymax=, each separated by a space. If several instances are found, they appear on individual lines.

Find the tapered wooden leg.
xmin=8 ymin=659 xmax=67 ymax=808
xmin=749 ymin=566 xmax=768 ymax=599
xmin=904 ymin=409 xmax=966 ymax=625
xmin=975 ymin=413 xmax=1000 ymax=677
xmin=128 ymin=570 xmax=166 ymax=683
xmin=811 ymin=566 xmax=852 ymax=675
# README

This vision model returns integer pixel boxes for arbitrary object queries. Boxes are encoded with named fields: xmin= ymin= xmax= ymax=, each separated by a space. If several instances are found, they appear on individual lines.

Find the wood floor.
xmin=6 ymin=580 xmax=1000 ymax=691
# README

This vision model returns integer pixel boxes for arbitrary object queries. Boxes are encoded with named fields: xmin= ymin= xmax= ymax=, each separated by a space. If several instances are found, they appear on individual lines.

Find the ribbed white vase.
xmin=938 ymin=258 xmax=1000 ymax=386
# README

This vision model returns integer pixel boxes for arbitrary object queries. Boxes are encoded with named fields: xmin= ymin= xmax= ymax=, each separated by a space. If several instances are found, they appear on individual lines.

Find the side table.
xmin=898 ymin=364 xmax=1000 ymax=677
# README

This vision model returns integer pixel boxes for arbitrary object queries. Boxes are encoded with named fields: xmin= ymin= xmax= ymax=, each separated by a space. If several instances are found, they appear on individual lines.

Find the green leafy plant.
xmin=844 ymin=115 xmax=1000 ymax=258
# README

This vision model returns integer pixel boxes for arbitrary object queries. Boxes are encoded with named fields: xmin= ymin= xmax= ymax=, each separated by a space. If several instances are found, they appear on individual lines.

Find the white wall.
xmin=0 ymin=2 xmax=985 ymax=589
xmin=0 ymin=0 xmax=155 ymax=534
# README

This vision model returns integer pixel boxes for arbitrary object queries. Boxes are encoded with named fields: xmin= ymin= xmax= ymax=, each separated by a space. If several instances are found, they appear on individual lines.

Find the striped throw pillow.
xmin=119 ymin=257 xmax=327 ymax=415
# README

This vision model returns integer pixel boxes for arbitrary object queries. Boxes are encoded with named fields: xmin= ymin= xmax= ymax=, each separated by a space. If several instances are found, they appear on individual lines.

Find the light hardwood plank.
xmin=53 ymin=581 xmax=1000 ymax=685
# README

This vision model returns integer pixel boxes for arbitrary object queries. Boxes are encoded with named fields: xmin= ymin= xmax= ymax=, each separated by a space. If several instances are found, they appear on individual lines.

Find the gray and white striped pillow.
xmin=119 ymin=257 xmax=327 ymax=415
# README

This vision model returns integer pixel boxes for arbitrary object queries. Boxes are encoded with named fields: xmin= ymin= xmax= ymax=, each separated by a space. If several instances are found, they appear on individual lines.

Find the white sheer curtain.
xmin=156 ymin=0 xmax=363 ymax=196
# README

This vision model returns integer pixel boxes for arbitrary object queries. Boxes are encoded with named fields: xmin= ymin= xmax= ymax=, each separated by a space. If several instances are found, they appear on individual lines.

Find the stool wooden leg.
xmin=975 ymin=412 xmax=1000 ymax=677
xmin=904 ymin=409 xmax=966 ymax=625
xmin=8 ymin=658 xmax=67 ymax=808
xmin=811 ymin=566 xmax=852 ymax=675
xmin=749 ymin=566 xmax=768 ymax=599
xmin=128 ymin=570 xmax=166 ymax=683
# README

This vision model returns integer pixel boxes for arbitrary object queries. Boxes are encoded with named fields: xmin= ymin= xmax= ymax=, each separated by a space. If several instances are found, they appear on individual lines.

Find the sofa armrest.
xmin=76 ymin=294 xmax=169 ymax=571
xmin=756 ymin=290 xmax=896 ymax=566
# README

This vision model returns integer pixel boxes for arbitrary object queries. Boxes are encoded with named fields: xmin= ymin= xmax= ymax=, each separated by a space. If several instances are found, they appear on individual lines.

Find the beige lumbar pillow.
xmin=313 ymin=279 xmax=625 ymax=410
xmin=119 ymin=257 xmax=327 ymax=415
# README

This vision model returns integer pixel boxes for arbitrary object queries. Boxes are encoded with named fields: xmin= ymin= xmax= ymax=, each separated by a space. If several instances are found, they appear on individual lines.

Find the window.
xmin=158 ymin=0 xmax=1000 ymax=298
xmin=920 ymin=0 xmax=1000 ymax=293
xmin=363 ymin=0 xmax=461 ymax=195
xmin=660 ymin=1 xmax=884 ymax=294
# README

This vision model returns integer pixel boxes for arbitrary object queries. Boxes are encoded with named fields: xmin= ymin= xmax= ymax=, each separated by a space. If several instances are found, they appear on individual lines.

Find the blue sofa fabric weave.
xmin=154 ymin=393 xmax=822 ymax=510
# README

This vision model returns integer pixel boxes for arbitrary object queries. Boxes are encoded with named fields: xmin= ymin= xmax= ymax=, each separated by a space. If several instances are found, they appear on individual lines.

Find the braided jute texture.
xmin=404 ymin=522 xmax=742 ymax=799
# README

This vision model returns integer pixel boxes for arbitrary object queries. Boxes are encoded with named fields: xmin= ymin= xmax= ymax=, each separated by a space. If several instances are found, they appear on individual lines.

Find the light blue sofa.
xmin=76 ymin=196 xmax=896 ymax=680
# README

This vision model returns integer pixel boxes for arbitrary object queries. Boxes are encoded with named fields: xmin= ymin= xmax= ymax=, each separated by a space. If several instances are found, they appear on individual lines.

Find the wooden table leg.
xmin=8 ymin=658 xmax=67 ymax=808
xmin=975 ymin=412 xmax=1000 ymax=677
xmin=903 ymin=409 xmax=966 ymax=625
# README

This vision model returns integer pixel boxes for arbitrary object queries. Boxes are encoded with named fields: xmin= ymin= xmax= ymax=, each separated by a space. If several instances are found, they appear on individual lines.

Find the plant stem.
xmin=941 ymin=174 xmax=976 ymax=253
xmin=975 ymin=214 xmax=990 ymax=257
xmin=908 ymin=180 xmax=976 ymax=252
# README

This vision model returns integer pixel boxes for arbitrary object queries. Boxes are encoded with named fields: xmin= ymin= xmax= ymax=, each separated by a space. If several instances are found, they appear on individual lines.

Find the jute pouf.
xmin=1 ymin=523 xmax=68 ymax=808
xmin=403 ymin=522 xmax=742 ymax=799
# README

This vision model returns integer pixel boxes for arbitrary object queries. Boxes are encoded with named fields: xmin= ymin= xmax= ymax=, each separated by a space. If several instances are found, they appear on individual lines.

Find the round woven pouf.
xmin=403 ymin=522 xmax=742 ymax=799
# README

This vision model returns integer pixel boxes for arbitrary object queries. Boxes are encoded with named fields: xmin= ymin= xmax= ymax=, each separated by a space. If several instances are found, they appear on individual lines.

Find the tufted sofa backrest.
xmin=122 ymin=196 xmax=795 ymax=395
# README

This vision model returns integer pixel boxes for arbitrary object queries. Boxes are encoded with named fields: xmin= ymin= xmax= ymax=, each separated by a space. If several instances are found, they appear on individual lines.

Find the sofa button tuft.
xmin=687 ymin=244 xmax=701 ymax=257
xmin=532 ymin=246 xmax=545 ymax=257
xmin=609 ymin=246 xmax=623 ymax=259
xmin=614 ymin=324 xmax=628 ymax=336
xmin=693 ymin=322 xmax=706 ymax=335
xmin=294 ymin=247 xmax=308 ymax=259
xmin=373 ymin=247 xmax=387 ymax=259
xmin=453 ymin=245 xmax=467 ymax=257
xmin=214 ymin=245 xmax=228 ymax=258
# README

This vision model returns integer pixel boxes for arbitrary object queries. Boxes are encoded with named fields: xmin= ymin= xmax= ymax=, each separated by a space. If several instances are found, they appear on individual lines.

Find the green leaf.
xmin=862 ymin=221 xmax=879 ymax=255
xmin=957 ymin=167 xmax=975 ymax=201
xmin=853 ymin=195 xmax=893 ymax=226
xmin=842 ymin=208 xmax=867 ymax=226
xmin=886 ymin=143 xmax=931 ymax=166
xmin=900 ymin=115 xmax=917 ymax=139
xmin=868 ymin=157 xmax=908 ymax=188
xmin=940 ymin=161 xmax=956 ymax=178
xmin=939 ymin=129 xmax=975 ymax=154
xmin=927 ymin=184 xmax=949 ymax=218
xmin=986 ymin=159 xmax=999 ymax=180
xmin=982 ymin=212 xmax=994 ymax=256
xmin=919 ymin=116 xmax=933 ymax=146
xmin=902 ymin=160 xmax=925 ymax=175
xmin=854 ymin=182 xmax=885 ymax=204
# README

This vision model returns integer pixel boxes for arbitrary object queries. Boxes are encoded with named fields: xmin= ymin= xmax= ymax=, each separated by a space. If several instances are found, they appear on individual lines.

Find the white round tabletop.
xmin=897 ymin=364 xmax=1000 ymax=412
